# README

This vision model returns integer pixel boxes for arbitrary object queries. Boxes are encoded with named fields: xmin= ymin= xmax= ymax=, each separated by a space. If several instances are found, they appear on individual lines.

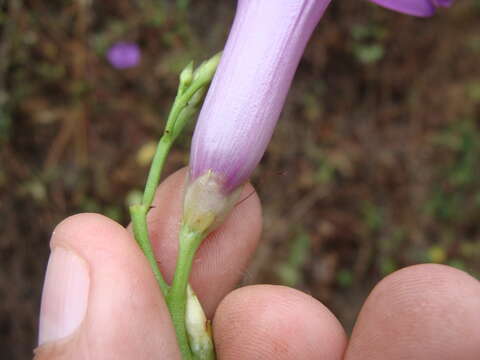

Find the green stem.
xmin=128 ymin=54 xmax=221 ymax=359
xmin=142 ymin=136 xmax=173 ymax=209
xmin=130 ymin=134 xmax=173 ymax=297
xmin=130 ymin=59 xmax=215 ymax=303
xmin=130 ymin=205 xmax=169 ymax=297
xmin=141 ymin=80 xmax=205 ymax=208
xmin=167 ymin=225 xmax=205 ymax=360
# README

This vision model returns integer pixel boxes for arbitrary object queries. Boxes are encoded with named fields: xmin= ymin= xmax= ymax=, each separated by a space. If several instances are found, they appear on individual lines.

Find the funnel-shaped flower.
xmin=183 ymin=0 xmax=454 ymax=235
xmin=189 ymin=0 xmax=331 ymax=196
xmin=369 ymin=0 xmax=454 ymax=17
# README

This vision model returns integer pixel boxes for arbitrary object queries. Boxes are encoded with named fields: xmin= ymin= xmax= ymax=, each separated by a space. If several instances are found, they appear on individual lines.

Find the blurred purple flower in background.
xmin=369 ymin=0 xmax=454 ymax=17
xmin=106 ymin=42 xmax=141 ymax=69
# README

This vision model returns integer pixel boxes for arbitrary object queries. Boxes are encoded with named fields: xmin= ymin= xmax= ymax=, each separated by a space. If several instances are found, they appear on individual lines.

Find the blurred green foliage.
xmin=336 ymin=268 xmax=353 ymax=288
xmin=361 ymin=201 xmax=384 ymax=232
xmin=350 ymin=23 xmax=387 ymax=64
xmin=315 ymin=153 xmax=338 ymax=185
xmin=276 ymin=232 xmax=311 ymax=287
xmin=426 ymin=119 xmax=480 ymax=221
xmin=0 ymin=106 xmax=11 ymax=144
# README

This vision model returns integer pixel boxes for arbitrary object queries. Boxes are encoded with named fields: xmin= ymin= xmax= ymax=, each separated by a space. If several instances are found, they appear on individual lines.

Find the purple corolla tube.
xmin=183 ymin=0 xmax=331 ymax=234
xmin=369 ymin=0 xmax=454 ymax=17
xmin=107 ymin=42 xmax=141 ymax=69
xmin=182 ymin=0 xmax=454 ymax=235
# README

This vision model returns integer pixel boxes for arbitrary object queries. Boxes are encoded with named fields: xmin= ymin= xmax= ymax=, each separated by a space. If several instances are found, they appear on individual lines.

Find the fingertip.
xmin=346 ymin=264 xmax=480 ymax=360
xmin=51 ymin=213 xmax=132 ymax=256
xmin=213 ymin=285 xmax=346 ymax=360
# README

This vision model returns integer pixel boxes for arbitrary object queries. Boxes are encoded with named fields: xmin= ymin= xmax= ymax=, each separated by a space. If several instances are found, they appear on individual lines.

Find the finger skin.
xmin=213 ymin=285 xmax=347 ymax=360
xmin=35 ymin=214 xmax=180 ymax=360
xmin=345 ymin=264 xmax=480 ymax=360
xmin=144 ymin=168 xmax=263 ymax=318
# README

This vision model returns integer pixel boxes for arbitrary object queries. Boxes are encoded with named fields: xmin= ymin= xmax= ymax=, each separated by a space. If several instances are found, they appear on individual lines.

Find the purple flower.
xmin=189 ymin=0 xmax=331 ymax=194
xmin=368 ymin=0 xmax=454 ymax=17
xmin=187 ymin=0 xmax=455 ymax=198
xmin=107 ymin=42 xmax=141 ymax=69
xmin=183 ymin=0 xmax=455 ymax=234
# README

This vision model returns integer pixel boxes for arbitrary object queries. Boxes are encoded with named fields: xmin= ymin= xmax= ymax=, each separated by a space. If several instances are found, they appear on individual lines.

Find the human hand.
xmin=36 ymin=168 xmax=480 ymax=359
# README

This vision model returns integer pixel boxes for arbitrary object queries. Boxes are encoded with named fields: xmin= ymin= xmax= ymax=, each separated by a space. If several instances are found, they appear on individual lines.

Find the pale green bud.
xmin=170 ymin=87 xmax=207 ymax=141
xmin=166 ymin=53 xmax=221 ymax=141
xmin=179 ymin=61 xmax=194 ymax=95
xmin=186 ymin=285 xmax=215 ymax=360
xmin=193 ymin=52 xmax=222 ymax=85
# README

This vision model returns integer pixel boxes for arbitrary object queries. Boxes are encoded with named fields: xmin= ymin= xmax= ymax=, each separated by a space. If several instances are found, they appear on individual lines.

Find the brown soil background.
xmin=1 ymin=1 xmax=479 ymax=358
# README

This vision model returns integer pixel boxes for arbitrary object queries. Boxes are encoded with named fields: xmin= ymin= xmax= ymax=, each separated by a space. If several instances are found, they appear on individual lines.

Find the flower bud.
xmin=179 ymin=61 xmax=194 ymax=94
xmin=185 ymin=285 xmax=215 ymax=360
xmin=193 ymin=52 xmax=222 ymax=85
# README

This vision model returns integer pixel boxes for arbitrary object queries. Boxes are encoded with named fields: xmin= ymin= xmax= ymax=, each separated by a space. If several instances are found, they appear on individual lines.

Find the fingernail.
xmin=38 ymin=247 xmax=89 ymax=345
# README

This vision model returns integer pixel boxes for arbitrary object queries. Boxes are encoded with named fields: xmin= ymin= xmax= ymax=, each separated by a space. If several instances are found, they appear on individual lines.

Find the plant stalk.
xmin=167 ymin=225 xmax=205 ymax=360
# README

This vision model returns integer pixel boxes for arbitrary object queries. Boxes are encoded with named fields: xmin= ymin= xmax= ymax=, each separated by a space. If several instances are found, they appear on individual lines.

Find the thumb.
xmin=35 ymin=214 xmax=180 ymax=360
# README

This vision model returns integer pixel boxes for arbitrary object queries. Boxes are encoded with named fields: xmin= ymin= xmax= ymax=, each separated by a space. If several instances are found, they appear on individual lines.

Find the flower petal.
xmin=369 ymin=0 xmax=436 ymax=17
